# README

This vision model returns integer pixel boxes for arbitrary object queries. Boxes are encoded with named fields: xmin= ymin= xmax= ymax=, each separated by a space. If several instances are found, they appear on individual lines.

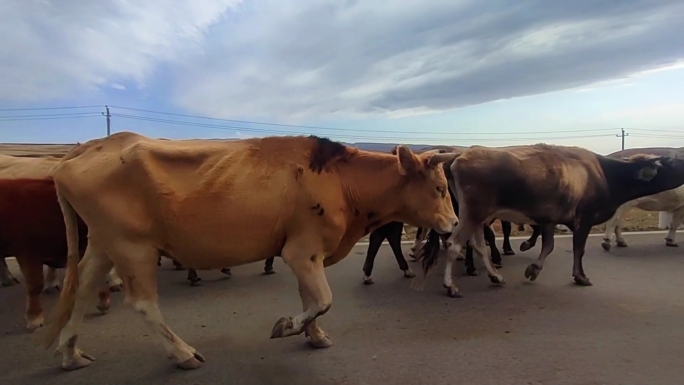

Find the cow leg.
xmin=362 ymin=226 xmax=387 ymax=285
xmin=43 ymin=267 xmax=62 ymax=294
xmin=523 ymin=224 xmax=556 ymax=281
xmin=171 ymin=258 xmax=184 ymax=270
xmin=110 ymin=245 xmax=205 ymax=370
xmin=187 ymin=269 xmax=201 ymax=286
xmin=484 ymin=225 xmax=502 ymax=268
xmin=571 ymin=225 xmax=593 ymax=286
xmin=470 ymin=225 xmax=505 ymax=285
xmin=263 ymin=257 xmax=275 ymax=275
xmin=463 ymin=240 xmax=478 ymax=276
xmin=408 ymin=227 xmax=427 ymax=260
xmin=298 ymin=279 xmax=333 ymax=349
xmin=665 ymin=207 xmax=684 ymax=247
xmin=387 ymin=222 xmax=414 ymax=278
xmin=520 ymin=225 xmax=541 ymax=252
xmin=16 ymin=256 xmax=46 ymax=331
xmin=0 ymin=257 xmax=19 ymax=287
xmin=442 ymin=222 xmax=483 ymax=297
xmin=270 ymin=242 xmax=333 ymax=348
xmin=601 ymin=207 xmax=625 ymax=251
xmin=106 ymin=267 xmax=124 ymax=292
xmin=55 ymin=247 xmax=113 ymax=371
xmin=613 ymin=223 xmax=628 ymax=248
xmin=501 ymin=220 xmax=515 ymax=255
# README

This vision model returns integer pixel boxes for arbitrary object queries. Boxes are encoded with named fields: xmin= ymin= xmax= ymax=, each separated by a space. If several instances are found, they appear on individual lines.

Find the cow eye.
xmin=436 ymin=186 xmax=445 ymax=195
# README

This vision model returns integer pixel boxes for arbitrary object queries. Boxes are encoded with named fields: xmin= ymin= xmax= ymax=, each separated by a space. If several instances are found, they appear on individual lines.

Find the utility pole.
xmin=102 ymin=105 xmax=111 ymax=136
xmin=616 ymin=128 xmax=629 ymax=151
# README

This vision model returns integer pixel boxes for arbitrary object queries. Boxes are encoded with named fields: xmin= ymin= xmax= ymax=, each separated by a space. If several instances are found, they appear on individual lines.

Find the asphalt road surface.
xmin=1 ymin=232 xmax=683 ymax=385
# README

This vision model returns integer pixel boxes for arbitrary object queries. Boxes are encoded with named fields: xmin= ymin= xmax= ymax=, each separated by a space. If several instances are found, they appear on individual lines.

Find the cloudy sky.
xmin=2 ymin=0 xmax=684 ymax=154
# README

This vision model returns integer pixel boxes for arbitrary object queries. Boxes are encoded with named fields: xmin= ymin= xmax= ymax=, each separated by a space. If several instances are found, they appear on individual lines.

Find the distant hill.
xmin=1 ymin=139 xmax=682 ymax=159
xmin=0 ymin=140 xmax=448 ymax=157
xmin=607 ymin=147 xmax=684 ymax=158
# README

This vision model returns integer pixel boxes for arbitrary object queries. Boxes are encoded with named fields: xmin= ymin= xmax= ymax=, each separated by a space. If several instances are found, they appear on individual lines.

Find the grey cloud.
xmin=175 ymin=0 xmax=684 ymax=119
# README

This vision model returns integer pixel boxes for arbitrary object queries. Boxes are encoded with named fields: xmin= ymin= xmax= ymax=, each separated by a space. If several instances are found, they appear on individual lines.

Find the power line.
xmin=0 ymin=115 xmax=102 ymax=122
xmin=0 ymin=105 xmax=104 ymax=112
xmin=107 ymin=105 xmax=621 ymax=135
xmin=2 ymin=104 xmax=684 ymax=148
xmin=111 ymin=113 xmax=617 ymax=142
xmin=616 ymin=128 xmax=629 ymax=151
xmin=0 ymin=112 xmax=102 ymax=119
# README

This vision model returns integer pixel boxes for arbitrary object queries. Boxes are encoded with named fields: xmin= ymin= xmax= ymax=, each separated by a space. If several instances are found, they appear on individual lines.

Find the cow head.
xmin=391 ymin=146 xmax=458 ymax=234
xmin=622 ymin=153 xmax=684 ymax=199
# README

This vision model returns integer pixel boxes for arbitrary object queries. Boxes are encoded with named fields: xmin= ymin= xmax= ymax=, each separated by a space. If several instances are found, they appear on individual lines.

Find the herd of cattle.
xmin=1 ymin=131 xmax=684 ymax=373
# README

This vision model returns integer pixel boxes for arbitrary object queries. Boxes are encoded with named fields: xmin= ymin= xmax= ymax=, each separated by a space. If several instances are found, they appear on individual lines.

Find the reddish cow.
xmin=0 ymin=177 xmax=111 ymax=331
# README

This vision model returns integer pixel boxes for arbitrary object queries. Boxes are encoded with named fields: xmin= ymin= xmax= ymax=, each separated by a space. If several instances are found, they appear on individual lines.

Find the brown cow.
xmin=0 ymin=153 xmax=125 ymax=293
xmin=34 ymin=131 xmax=457 ymax=371
xmin=417 ymin=144 xmax=684 ymax=297
xmin=0 ymin=154 xmax=61 ymax=288
xmin=0 ymin=177 xmax=112 ymax=331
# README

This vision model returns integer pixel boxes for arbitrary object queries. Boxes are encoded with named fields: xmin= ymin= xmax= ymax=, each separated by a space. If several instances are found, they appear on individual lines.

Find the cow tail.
xmin=33 ymin=188 xmax=81 ymax=350
xmin=409 ymin=229 xmax=443 ymax=291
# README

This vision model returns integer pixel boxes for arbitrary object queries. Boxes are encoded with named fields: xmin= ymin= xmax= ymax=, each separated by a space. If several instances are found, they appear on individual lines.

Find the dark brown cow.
xmin=0 ymin=177 xmax=111 ymax=331
xmin=417 ymin=144 xmax=684 ymax=297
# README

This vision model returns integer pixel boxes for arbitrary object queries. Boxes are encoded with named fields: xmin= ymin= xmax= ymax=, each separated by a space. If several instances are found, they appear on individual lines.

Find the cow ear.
xmin=637 ymin=164 xmax=658 ymax=181
xmin=390 ymin=145 xmax=399 ymax=156
xmin=396 ymin=145 xmax=420 ymax=175
xmin=426 ymin=152 xmax=459 ymax=167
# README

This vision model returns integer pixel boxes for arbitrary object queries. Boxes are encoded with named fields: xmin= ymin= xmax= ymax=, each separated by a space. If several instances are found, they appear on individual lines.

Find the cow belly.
xmin=163 ymin=239 xmax=283 ymax=270
xmin=488 ymin=210 xmax=538 ymax=225
xmin=632 ymin=187 xmax=684 ymax=212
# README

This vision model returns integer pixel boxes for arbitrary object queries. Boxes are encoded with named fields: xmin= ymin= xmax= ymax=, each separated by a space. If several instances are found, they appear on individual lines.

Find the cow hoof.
xmin=616 ymin=240 xmax=628 ymax=248
xmin=2 ymin=278 xmax=19 ymax=287
xmin=524 ymin=264 xmax=541 ymax=281
xmin=174 ymin=265 xmax=184 ymax=271
xmin=408 ymin=252 xmax=418 ymax=261
xmin=520 ymin=241 xmax=532 ymax=252
xmin=403 ymin=269 xmax=416 ymax=278
xmin=489 ymin=275 xmax=505 ymax=285
xmin=309 ymin=336 xmax=333 ymax=349
xmin=573 ymin=276 xmax=593 ymax=286
xmin=270 ymin=317 xmax=294 ymax=339
xmin=503 ymin=249 xmax=516 ymax=256
xmin=62 ymin=354 xmax=94 ymax=371
xmin=26 ymin=319 xmax=44 ymax=332
xmin=96 ymin=303 xmax=110 ymax=314
xmin=493 ymin=262 xmax=503 ymax=269
xmin=445 ymin=286 xmax=462 ymax=298
xmin=362 ymin=275 xmax=374 ymax=285
xmin=108 ymin=284 xmax=123 ymax=292
xmin=43 ymin=285 xmax=60 ymax=294
xmin=220 ymin=268 xmax=232 ymax=277
xmin=189 ymin=279 xmax=202 ymax=287
xmin=601 ymin=241 xmax=611 ymax=251
xmin=466 ymin=269 xmax=479 ymax=276
xmin=666 ymin=239 xmax=678 ymax=247
xmin=177 ymin=352 xmax=205 ymax=370
xmin=263 ymin=268 xmax=276 ymax=275
xmin=456 ymin=254 xmax=465 ymax=261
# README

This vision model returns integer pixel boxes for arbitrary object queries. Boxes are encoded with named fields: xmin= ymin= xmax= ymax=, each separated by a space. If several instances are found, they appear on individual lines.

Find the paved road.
xmin=1 ymin=232 xmax=683 ymax=385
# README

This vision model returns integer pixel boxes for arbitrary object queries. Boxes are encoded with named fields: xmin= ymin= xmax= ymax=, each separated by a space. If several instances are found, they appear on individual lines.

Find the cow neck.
xmin=337 ymin=152 xmax=405 ymax=224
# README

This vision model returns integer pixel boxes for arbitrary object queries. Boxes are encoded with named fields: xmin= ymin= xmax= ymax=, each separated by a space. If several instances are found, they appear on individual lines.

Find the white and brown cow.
xmin=416 ymin=143 xmax=684 ymax=298
xmin=601 ymin=153 xmax=684 ymax=250
xmin=34 ymin=131 xmax=457 ymax=371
